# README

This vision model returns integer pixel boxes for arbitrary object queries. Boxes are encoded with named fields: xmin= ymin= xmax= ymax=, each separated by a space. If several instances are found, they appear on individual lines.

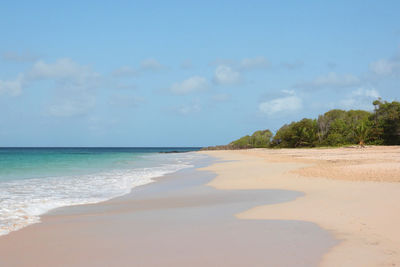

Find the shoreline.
xmin=0 ymin=153 xmax=335 ymax=266
xmin=0 ymin=151 xmax=200 ymax=237
xmin=200 ymin=146 xmax=400 ymax=266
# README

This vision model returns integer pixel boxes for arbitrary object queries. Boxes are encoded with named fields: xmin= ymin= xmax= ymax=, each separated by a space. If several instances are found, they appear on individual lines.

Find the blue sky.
xmin=0 ymin=0 xmax=399 ymax=146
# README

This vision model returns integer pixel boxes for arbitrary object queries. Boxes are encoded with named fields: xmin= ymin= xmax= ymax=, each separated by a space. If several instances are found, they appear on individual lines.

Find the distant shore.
xmin=200 ymin=146 xmax=400 ymax=266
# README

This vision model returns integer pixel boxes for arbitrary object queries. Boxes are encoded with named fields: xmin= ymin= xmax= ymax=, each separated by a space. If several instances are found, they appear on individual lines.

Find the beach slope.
xmin=200 ymin=146 xmax=400 ymax=267
xmin=0 ymin=156 xmax=334 ymax=267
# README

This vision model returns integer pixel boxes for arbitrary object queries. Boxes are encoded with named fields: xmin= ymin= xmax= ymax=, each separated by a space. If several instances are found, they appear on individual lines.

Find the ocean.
xmin=0 ymin=147 xmax=202 ymax=236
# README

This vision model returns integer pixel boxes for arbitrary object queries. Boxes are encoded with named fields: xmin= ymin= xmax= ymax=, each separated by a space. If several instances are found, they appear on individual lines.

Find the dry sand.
xmin=200 ymin=146 xmax=400 ymax=267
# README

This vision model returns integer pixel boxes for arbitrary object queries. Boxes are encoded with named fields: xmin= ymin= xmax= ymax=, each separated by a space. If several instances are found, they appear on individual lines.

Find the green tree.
xmin=371 ymin=100 xmax=400 ymax=145
xmin=230 ymin=129 xmax=273 ymax=148
xmin=230 ymin=135 xmax=251 ymax=148
xmin=316 ymin=109 xmax=371 ymax=146
xmin=250 ymin=130 xmax=273 ymax=148
xmin=273 ymin=119 xmax=318 ymax=148
xmin=217 ymin=98 xmax=398 ymax=151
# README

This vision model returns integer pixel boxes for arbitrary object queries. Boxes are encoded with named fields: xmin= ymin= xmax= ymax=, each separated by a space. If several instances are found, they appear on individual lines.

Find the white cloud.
xmin=0 ymin=74 xmax=24 ymax=96
xmin=239 ymin=56 xmax=269 ymax=70
xmin=369 ymin=59 xmax=400 ymax=76
xmin=356 ymin=88 xmax=380 ymax=98
xmin=1 ymin=58 xmax=100 ymax=100
xmin=259 ymin=91 xmax=302 ymax=115
xmin=339 ymin=88 xmax=380 ymax=110
xmin=210 ymin=57 xmax=269 ymax=71
xmin=0 ymin=58 xmax=107 ymax=117
xmin=369 ymin=47 xmax=400 ymax=77
xmin=26 ymin=58 xmax=100 ymax=117
xmin=140 ymin=58 xmax=165 ymax=71
xmin=170 ymin=76 xmax=209 ymax=94
xmin=213 ymin=65 xmax=241 ymax=85
xmin=296 ymin=72 xmax=360 ymax=89
xmin=28 ymin=58 xmax=99 ymax=82
xmin=112 ymin=66 xmax=137 ymax=77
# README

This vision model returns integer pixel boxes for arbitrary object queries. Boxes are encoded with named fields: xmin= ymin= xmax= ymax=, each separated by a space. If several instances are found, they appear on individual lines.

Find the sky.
xmin=0 ymin=0 xmax=399 ymax=147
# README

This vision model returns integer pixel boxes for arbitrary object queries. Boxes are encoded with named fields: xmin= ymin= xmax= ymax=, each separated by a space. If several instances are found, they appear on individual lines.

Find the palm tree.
xmin=354 ymin=122 xmax=369 ymax=148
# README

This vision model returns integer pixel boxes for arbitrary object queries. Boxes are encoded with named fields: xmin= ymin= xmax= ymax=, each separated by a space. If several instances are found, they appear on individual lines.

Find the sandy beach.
xmin=1 ymin=146 xmax=399 ymax=266
xmin=200 ymin=146 xmax=400 ymax=266
xmin=0 ymin=156 xmax=334 ymax=267
xmin=2 ymin=1 xmax=398 ymax=266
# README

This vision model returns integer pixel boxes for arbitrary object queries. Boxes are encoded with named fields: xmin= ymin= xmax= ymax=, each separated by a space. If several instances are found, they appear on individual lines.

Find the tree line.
xmin=202 ymin=99 xmax=400 ymax=150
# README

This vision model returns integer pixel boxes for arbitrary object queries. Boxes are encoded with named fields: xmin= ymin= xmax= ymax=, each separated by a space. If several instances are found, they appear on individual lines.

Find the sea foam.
xmin=0 ymin=152 xmax=202 ymax=236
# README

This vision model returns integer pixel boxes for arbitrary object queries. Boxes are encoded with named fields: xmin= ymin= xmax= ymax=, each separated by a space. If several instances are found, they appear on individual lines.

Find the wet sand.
xmin=0 ymin=156 xmax=336 ymax=267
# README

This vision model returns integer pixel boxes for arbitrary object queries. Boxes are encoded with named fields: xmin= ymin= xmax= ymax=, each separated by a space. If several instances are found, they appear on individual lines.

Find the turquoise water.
xmin=0 ymin=147 xmax=199 ymax=180
xmin=0 ymin=147 xmax=202 ymax=236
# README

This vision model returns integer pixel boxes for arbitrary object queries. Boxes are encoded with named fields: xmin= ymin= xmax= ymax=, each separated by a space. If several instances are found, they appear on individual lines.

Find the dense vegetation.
xmin=229 ymin=130 xmax=273 ymax=148
xmin=203 ymin=99 xmax=400 ymax=149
